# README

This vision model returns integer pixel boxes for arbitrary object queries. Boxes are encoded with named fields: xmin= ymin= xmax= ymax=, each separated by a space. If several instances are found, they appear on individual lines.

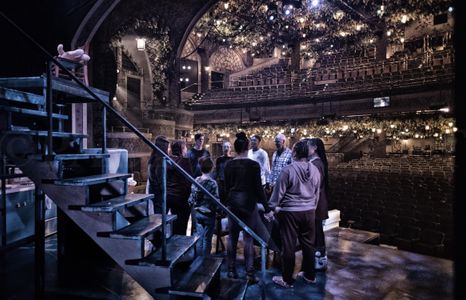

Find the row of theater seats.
xmin=230 ymin=59 xmax=290 ymax=87
xmin=311 ymin=48 xmax=453 ymax=84
xmin=327 ymin=156 xmax=454 ymax=258
xmin=190 ymin=46 xmax=454 ymax=106
xmin=314 ymin=47 xmax=377 ymax=68
xmin=191 ymin=63 xmax=453 ymax=106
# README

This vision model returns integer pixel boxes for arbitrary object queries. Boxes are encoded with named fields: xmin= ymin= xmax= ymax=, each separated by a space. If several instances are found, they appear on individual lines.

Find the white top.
xmin=248 ymin=148 xmax=270 ymax=185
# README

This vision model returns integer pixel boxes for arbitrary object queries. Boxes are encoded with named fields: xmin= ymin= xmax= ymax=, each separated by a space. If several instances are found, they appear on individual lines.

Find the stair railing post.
xmin=261 ymin=245 xmax=266 ymax=300
xmin=34 ymin=187 xmax=46 ymax=300
xmin=46 ymin=60 xmax=53 ymax=158
xmin=101 ymin=106 xmax=107 ymax=173
xmin=161 ymin=157 xmax=167 ymax=261
xmin=0 ymin=154 xmax=6 ymax=248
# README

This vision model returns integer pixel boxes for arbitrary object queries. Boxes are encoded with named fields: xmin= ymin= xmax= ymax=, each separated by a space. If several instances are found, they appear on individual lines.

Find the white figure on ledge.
xmin=54 ymin=43 xmax=90 ymax=85
xmin=57 ymin=44 xmax=90 ymax=64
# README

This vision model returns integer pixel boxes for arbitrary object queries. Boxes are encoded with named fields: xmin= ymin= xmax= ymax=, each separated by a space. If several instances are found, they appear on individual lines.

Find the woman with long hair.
xmin=307 ymin=138 xmax=329 ymax=271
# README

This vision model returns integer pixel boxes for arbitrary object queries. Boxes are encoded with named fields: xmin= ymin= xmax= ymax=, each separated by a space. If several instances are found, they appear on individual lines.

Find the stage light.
xmin=136 ymin=38 xmax=146 ymax=51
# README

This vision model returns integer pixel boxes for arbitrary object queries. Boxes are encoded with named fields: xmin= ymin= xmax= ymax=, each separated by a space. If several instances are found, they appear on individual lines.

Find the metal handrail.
xmin=0 ymin=10 xmax=269 ymax=293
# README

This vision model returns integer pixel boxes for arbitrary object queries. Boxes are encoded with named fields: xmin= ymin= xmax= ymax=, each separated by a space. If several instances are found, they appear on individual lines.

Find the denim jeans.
xmin=195 ymin=212 xmax=216 ymax=256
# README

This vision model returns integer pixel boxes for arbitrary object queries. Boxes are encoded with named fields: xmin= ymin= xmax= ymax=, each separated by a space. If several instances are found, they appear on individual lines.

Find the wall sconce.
xmin=204 ymin=66 xmax=210 ymax=71
xmin=136 ymin=38 xmax=146 ymax=51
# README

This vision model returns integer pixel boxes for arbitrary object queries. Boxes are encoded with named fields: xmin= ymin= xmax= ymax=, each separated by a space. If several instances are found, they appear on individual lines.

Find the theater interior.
xmin=0 ymin=0 xmax=465 ymax=299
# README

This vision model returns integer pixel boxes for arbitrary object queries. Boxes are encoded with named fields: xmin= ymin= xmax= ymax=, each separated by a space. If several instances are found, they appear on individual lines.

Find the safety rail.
xmin=0 ymin=10 xmax=269 ymax=298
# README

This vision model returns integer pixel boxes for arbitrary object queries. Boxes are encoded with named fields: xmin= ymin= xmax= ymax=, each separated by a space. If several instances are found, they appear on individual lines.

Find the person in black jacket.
xmin=166 ymin=140 xmax=193 ymax=235
xmin=224 ymin=132 xmax=271 ymax=283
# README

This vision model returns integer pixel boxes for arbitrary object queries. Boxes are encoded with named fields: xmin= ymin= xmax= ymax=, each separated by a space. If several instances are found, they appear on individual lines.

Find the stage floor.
xmin=0 ymin=228 xmax=453 ymax=299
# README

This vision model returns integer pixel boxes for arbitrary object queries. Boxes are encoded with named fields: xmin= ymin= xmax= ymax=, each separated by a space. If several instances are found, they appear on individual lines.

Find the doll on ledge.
xmin=53 ymin=44 xmax=90 ymax=85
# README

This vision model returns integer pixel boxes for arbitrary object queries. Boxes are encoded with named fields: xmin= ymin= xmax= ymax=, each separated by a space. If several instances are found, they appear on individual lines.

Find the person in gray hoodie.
xmin=266 ymin=139 xmax=321 ymax=288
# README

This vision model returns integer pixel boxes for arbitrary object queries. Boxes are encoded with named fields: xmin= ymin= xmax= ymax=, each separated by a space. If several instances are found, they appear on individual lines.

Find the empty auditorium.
xmin=1 ymin=0 xmax=464 ymax=299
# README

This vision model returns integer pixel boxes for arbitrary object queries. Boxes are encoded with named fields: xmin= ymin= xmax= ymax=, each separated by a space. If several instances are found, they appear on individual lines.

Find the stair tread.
xmin=0 ymin=76 xmax=109 ymax=103
xmin=169 ymin=256 xmax=223 ymax=297
xmin=29 ymin=153 xmax=110 ymax=161
xmin=214 ymin=278 xmax=249 ymax=300
xmin=0 ymin=86 xmax=44 ymax=105
xmin=78 ymin=193 xmax=154 ymax=212
xmin=109 ymin=214 xmax=177 ymax=239
xmin=53 ymin=153 xmax=111 ymax=160
xmin=2 ymin=129 xmax=86 ymax=138
xmin=0 ymin=105 xmax=69 ymax=120
xmin=127 ymin=235 xmax=199 ymax=267
xmin=43 ymin=173 xmax=130 ymax=185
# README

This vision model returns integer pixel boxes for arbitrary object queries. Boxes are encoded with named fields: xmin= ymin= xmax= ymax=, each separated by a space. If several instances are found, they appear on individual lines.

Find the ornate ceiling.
xmin=190 ymin=0 xmax=453 ymax=58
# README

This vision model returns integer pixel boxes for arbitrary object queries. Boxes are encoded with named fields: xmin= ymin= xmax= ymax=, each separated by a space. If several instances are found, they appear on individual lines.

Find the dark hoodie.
xmin=268 ymin=161 xmax=321 ymax=212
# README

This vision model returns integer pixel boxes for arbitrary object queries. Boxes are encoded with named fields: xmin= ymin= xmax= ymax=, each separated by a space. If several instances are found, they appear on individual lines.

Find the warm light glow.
xmin=342 ymin=125 xmax=349 ymax=131
xmin=136 ymin=38 xmax=146 ymax=51
xmin=448 ymin=122 xmax=453 ymax=127
xmin=386 ymin=30 xmax=392 ymax=37
xmin=356 ymin=25 xmax=361 ymax=31
xmin=425 ymin=125 xmax=430 ymax=130
xmin=224 ymin=2 xmax=229 ymax=9
xmin=204 ymin=66 xmax=210 ymax=71
xmin=401 ymin=15 xmax=407 ymax=23
xmin=400 ymin=37 xmax=405 ymax=43
xmin=439 ymin=107 xmax=450 ymax=113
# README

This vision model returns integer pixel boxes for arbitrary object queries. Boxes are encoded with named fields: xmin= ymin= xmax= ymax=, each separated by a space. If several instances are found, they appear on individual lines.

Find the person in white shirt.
xmin=248 ymin=135 xmax=270 ymax=187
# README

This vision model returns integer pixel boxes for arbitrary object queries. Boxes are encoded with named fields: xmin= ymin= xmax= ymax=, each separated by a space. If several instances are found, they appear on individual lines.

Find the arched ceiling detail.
xmin=210 ymin=47 xmax=245 ymax=72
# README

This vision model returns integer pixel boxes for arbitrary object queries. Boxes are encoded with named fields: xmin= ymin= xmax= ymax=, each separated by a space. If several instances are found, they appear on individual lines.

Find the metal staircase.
xmin=0 ymin=12 xmax=267 ymax=300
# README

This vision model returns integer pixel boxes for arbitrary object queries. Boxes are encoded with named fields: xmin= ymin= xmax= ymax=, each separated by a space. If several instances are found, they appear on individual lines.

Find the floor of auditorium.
xmin=0 ymin=228 xmax=453 ymax=300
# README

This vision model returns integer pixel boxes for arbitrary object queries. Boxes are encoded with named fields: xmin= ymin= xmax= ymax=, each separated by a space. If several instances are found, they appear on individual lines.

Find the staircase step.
xmin=72 ymin=193 xmax=154 ymax=213
xmin=126 ymin=235 xmax=199 ymax=267
xmin=169 ymin=256 xmax=223 ymax=298
xmin=43 ymin=173 xmax=131 ymax=186
xmin=0 ymin=105 xmax=69 ymax=120
xmin=0 ymin=86 xmax=44 ymax=105
xmin=0 ymin=76 xmax=109 ymax=103
xmin=2 ymin=129 xmax=86 ymax=139
xmin=213 ymin=278 xmax=248 ymax=300
xmin=103 ymin=214 xmax=177 ymax=240
xmin=29 ymin=153 xmax=110 ymax=161
xmin=53 ymin=153 xmax=111 ymax=160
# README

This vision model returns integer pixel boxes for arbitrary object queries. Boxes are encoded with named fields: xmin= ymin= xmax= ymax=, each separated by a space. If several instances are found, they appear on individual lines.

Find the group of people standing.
xmin=147 ymin=131 xmax=329 ymax=288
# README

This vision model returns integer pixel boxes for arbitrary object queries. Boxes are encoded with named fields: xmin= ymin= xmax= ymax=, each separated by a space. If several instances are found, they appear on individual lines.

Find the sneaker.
xmin=297 ymin=272 xmax=316 ymax=284
xmin=315 ymin=255 xmax=328 ymax=271
xmin=272 ymin=276 xmax=294 ymax=288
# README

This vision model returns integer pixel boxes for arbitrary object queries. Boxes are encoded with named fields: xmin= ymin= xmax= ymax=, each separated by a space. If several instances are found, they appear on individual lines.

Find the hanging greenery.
xmin=112 ymin=16 xmax=172 ymax=107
